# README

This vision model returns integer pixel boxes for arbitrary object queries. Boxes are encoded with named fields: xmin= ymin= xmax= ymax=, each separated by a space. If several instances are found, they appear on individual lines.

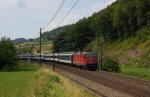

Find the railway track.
xmin=42 ymin=62 xmax=150 ymax=97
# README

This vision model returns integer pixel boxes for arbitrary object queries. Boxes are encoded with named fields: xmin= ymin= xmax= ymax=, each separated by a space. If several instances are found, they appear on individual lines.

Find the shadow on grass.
xmin=13 ymin=68 xmax=38 ymax=72
xmin=0 ymin=65 xmax=39 ymax=72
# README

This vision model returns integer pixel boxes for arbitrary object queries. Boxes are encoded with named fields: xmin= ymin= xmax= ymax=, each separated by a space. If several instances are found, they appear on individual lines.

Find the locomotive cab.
xmin=84 ymin=52 xmax=98 ymax=70
xmin=84 ymin=52 xmax=97 ymax=63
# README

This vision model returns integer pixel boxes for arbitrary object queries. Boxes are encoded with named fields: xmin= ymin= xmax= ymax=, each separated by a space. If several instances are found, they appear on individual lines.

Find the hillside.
xmin=41 ymin=25 xmax=72 ymax=40
xmin=13 ymin=25 xmax=71 ymax=46
xmin=53 ymin=0 xmax=150 ymax=67
xmin=16 ymin=40 xmax=53 ymax=54
xmin=12 ymin=38 xmax=27 ymax=45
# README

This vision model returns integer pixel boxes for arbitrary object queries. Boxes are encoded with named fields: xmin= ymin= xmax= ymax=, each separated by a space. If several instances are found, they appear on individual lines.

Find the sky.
xmin=0 ymin=0 xmax=116 ymax=40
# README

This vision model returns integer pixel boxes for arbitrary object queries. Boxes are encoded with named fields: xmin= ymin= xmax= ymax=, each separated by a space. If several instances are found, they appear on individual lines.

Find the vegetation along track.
xmin=42 ymin=62 xmax=150 ymax=97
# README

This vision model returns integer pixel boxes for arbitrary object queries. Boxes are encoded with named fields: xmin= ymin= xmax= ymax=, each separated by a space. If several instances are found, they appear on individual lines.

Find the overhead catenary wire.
xmin=55 ymin=0 xmax=79 ymax=29
xmin=42 ymin=0 xmax=67 ymax=32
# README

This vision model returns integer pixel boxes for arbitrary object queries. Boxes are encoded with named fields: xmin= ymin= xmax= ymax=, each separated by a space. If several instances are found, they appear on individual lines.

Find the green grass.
xmin=120 ymin=65 xmax=150 ymax=80
xmin=0 ymin=63 xmax=39 ymax=97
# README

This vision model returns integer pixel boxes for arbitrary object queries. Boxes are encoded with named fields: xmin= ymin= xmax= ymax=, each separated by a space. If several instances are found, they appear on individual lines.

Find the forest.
xmin=52 ymin=0 xmax=150 ymax=52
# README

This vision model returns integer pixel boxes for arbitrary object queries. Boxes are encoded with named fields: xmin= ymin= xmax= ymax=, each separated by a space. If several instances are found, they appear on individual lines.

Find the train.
xmin=19 ymin=52 xmax=98 ymax=70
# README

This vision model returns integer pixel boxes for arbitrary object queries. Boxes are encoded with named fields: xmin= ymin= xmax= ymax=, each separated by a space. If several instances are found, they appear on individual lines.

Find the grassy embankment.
xmin=33 ymin=68 xmax=96 ymax=97
xmin=0 ymin=62 xmax=96 ymax=97
xmin=88 ymin=26 xmax=150 ymax=80
xmin=110 ymin=39 xmax=150 ymax=80
xmin=120 ymin=65 xmax=150 ymax=80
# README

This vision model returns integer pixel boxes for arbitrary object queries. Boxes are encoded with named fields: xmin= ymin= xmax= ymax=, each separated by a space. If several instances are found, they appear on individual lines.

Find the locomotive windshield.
xmin=84 ymin=53 xmax=97 ymax=58
xmin=84 ymin=53 xmax=90 ymax=58
xmin=91 ymin=53 xmax=97 ymax=58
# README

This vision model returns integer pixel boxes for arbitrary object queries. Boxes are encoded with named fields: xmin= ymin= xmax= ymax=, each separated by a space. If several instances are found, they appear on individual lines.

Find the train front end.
xmin=84 ymin=52 xmax=98 ymax=70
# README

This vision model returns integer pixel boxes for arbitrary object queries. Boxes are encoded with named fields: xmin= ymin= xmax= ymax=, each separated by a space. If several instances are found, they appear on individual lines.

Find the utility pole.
xmin=98 ymin=36 xmax=104 ymax=70
xmin=100 ymin=36 xmax=104 ymax=70
xmin=30 ymin=44 xmax=34 ymax=64
xmin=52 ymin=36 xmax=55 ymax=71
xmin=53 ymin=46 xmax=55 ymax=71
xmin=100 ymin=40 xmax=103 ymax=70
xmin=39 ymin=28 xmax=42 ymax=68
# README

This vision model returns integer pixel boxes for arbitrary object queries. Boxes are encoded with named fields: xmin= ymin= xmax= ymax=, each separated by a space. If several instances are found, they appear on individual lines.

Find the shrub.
xmin=0 ymin=38 xmax=18 ymax=71
xmin=102 ymin=57 xmax=120 ymax=73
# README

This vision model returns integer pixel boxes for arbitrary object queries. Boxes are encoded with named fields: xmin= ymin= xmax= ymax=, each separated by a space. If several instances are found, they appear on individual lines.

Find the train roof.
xmin=19 ymin=52 xmax=97 ymax=57
xmin=43 ymin=52 xmax=75 ymax=56
xmin=74 ymin=52 xmax=97 ymax=54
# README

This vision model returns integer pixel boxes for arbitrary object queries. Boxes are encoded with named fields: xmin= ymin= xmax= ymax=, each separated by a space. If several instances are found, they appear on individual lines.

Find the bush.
xmin=0 ymin=38 xmax=18 ymax=71
xmin=102 ymin=57 xmax=120 ymax=73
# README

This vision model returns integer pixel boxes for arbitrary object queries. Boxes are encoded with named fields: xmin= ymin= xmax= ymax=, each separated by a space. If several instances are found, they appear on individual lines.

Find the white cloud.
xmin=43 ymin=13 xmax=81 ymax=32
xmin=81 ymin=8 xmax=88 ymax=13
xmin=107 ymin=0 xmax=117 ymax=5
xmin=16 ymin=0 xmax=27 ymax=9
xmin=92 ymin=0 xmax=115 ymax=12
xmin=8 ymin=0 xmax=17 ymax=7
xmin=92 ymin=2 xmax=101 ymax=12
xmin=0 ymin=0 xmax=28 ymax=9
xmin=60 ymin=13 xmax=81 ymax=26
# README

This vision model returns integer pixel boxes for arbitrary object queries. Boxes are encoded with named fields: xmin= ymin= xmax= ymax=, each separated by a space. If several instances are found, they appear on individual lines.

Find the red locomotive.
xmin=73 ymin=52 xmax=98 ymax=69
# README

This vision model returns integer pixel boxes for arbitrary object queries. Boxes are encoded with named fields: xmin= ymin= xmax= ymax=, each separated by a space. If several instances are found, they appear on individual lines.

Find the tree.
xmin=135 ymin=0 xmax=149 ymax=29
xmin=113 ymin=4 xmax=129 ymax=40
xmin=125 ymin=0 xmax=137 ymax=37
xmin=0 ymin=38 xmax=18 ymax=70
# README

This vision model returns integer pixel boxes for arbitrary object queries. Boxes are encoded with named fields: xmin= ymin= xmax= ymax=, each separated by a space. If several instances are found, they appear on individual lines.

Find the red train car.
xmin=72 ymin=52 xmax=98 ymax=69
